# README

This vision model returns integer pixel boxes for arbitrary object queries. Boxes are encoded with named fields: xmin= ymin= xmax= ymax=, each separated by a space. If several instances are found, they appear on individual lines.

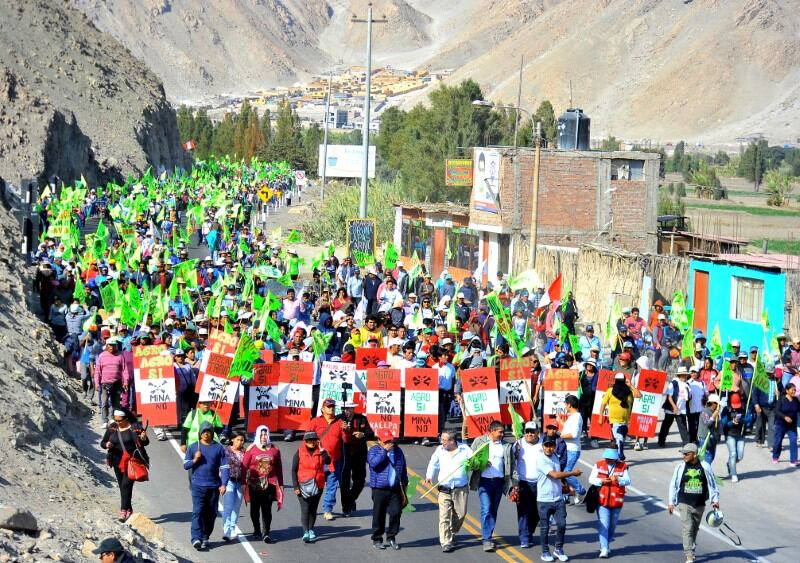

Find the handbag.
xmin=584 ymin=484 xmax=600 ymax=513
xmin=120 ymin=428 xmax=150 ymax=482
xmin=298 ymin=478 xmax=320 ymax=499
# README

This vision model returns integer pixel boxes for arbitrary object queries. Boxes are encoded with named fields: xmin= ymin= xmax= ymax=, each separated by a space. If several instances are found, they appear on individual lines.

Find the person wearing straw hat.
xmin=588 ymin=448 xmax=631 ymax=558
xmin=667 ymin=443 xmax=720 ymax=563
xmin=423 ymin=430 xmax=471 ymax=552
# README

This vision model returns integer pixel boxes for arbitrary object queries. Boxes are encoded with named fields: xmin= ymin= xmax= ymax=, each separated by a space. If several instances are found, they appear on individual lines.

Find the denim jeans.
xmin=537 ymin=499 xmax=567 ymax=551
xmin=725 ymin=434 xmax=745 ymax=477
xmin=478 ymin=477 xmax=504 ymax=541
xmin=190 ymin=484 xmax=220 ymax=542
xmin=773 ymin=421 xmax=798 ymax=463
xmin=563 ymin=450 xmax=585 ymax=494
xmin=698 ymin=439 xmax=717 ymax=464
xmin=222 ymin=481 xmax=243 ymax=538
xmin=516 ymin=481 xmax=539 ymax=546
xmin=611 ymin=423 xmax=627 ymax=458
xmin=322 ymin=458 xmax=343 ymax=513
xmin=597 ymin=505 xmax=621 ymax=550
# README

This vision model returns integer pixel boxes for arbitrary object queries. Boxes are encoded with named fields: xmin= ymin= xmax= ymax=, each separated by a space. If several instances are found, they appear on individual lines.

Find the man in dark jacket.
xmin=340 ymin=401 xmax=373 ymax=516
xmin=364 ymin=268 xmax=381 ymax=315
xmin=752 ymin=365 xmax=783 ymax=448
xmin=367 ymin=429 xmax=408 ymax=550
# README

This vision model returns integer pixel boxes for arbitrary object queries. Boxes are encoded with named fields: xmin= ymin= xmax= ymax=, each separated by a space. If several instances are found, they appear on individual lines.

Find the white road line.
xmin=167 ymin=438 xmax=263 ymax=563
xmin=576 ymin=457 xmax=769 ymax=563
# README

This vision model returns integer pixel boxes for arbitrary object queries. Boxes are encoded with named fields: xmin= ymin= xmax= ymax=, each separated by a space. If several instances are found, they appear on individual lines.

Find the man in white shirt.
xmin=468 ymin=420 xmax=515 ymax=552
xmin=424 ymin=432 xmax=472 ymax=552
xmin=687 ymin=367 xmax=707 ymax=443
xmin=536 ymin=437 xmax=582 ymax=562
xmin=512 ymin=421 xmax=543 ymax=548
xmin=560 ymin=395 xmax=586 ymax=504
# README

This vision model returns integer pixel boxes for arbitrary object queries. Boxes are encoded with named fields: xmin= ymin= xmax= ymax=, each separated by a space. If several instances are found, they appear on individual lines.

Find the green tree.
xmin=303 ymin=122 xmax=323 ymax=177
xmin=211 ymin=113 xmax=236 ymax=157
xmin=193 ymin=108 xmax=214 ymax=160
xmin=176 ymin=105 xmax=194 ymax=144
xmin=598 ymin=136 xmax=620 ymax=151
xmin=738 ymin=140 xmax=768 ymax=191
xmin=260 ymin=109 xmax=272 ymax=147
xmin=233 ymin=100 xmax=254 ymax=159
xmin=260 ymin=99 xmax=305 ymax=168
xmin=533 ymin=100 xmax=557 ymax=146
xmin=764 ymin=169 xmax=793 ymax=206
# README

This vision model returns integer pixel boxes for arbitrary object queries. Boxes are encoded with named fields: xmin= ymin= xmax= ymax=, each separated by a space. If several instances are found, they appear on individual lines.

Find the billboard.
xmin=471 ymin=148 xmax=501 ymax=214
xmin=445 ymin=159 xmax=474 ymax=186
xmin=318 ymin=144 xmax=376 ymax=178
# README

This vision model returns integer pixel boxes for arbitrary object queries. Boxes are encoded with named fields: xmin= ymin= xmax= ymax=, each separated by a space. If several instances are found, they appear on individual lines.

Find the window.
xmin=446 ymin=228 xmax=479 ymax=272
xmin=731 ymin=276 xmax=764 ymax=322
xmin=611 ymin=159 xmax=645 ymax=181
xmin=401 ymin=220 xmax=432 ymax=259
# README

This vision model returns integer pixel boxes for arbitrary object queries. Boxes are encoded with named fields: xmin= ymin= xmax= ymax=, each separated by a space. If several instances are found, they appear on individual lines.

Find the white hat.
xmin=707 ymin=393 xmax=720 ymax=404
xmin=396 ymin=260 xmax=404 ymax=267
xmin=457 ymin=292 xmax=465 ymax=299
xmin=614 ymin=372 xmax=626 ymax=380
xmin=657 ymin=313 xmax=666 ymax=320
xmin=198 ymin=327 xmax=208 ymax=335
xmin=70 ymin=304 xmax=80 ymax=313
xmin=731 ymin=339 xmax=741 ymax=347
xmin=441 ymin=337 xmax=453 ymax=346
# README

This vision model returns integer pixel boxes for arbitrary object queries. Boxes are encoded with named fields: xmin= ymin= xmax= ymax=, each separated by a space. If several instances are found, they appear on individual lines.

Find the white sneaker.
xmin=323 ymin=512 xmax=335 ymax=521
xmin=599 ymin=549 xmax=609 ymax=558
xmin=541 ymin=552 xmax=555 ymax=562
xmin=553 ymin=548 xmax=569 ymax=561
xmin=731 ymin=475 xmax=739 ymax=483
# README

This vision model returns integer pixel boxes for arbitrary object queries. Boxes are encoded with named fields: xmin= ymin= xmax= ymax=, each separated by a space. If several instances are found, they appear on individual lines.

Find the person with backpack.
xmin=292 ymin=431 xmax=329 ymax=543
xmin=658 ymin=367 xmax=692 ymax=448
xmin=598 ymin=373 xmax=641 ymax=461
xmin=588 ymin=449 xmax=631 ymax=558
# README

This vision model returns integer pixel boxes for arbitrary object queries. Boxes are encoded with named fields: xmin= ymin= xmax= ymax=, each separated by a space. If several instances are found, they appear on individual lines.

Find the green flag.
xmin=229 ymin=333 xmax=261 ymax=381
xmin=446 ymin=296 xmax=459 ymax=334
xmin=568 ymin=333 xmax=581 ymax=356
xmin=719 ymin=361 xmax=734 ymax=391
xmin=99 ymin=280 xmax=118 ymax=311
xmin=267 ymin=291 xmax=282 ymax=312
xmin=286 ymin=229 xmax=302 ymax=244
xmin=224 ymin=319 xmax=235 ymax=334
xmin=761 ymin=309 xmax=770 ymax=333
xmin=402 ymin=475 xmax=422 ymax=513
xmin=264 ymin=315 xmax=284 ymax=344
xmin=709 ymin=324 xmax=723 ymax=358
xmin=751 ymin=352 xmax=770 ymax=394
xmin=463 ymin=441 xmax=490 ymax=472
xmin=327 ymin=240 xmax=336 ymax=257
xmin=312 ymin=330 xmax=333 ymax=359
xmin=73 ymin=277 xmax=85 ymax=303
xmin=252 ymin=293 xmax=265 ymax=312
xmin=606 ymin=302 xmax=622 ymax=347
xmin=507 ymin=402 xmax=525 ymax=440
xmin=276 ymin=272 xmax=293 ymax=287
xmin=95 ymin=220 xmax=108 ymax=241
xmin=384 ymin=242 xmax=398 ymax=270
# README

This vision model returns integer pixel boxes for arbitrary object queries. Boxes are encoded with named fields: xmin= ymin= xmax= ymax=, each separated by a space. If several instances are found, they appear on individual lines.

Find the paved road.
xmin=130 ymin=426 xmax=794 ymax=563
xmin=123 ymin=184 xmax=794 ymax=562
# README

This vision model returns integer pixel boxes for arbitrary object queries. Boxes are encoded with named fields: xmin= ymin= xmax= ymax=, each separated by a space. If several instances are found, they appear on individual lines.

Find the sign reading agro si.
xmin=445 ymin=159 xmax=474 ymax=187
xmin=347 ymin=219 xmax=376 ymax=263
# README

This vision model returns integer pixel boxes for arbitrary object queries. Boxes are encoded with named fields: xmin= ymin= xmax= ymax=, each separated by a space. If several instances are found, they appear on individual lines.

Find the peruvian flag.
xmin=535 ymin=273 xmax=563 ymax=315
xmin=183 ymin=139 xmax=196 ymax=151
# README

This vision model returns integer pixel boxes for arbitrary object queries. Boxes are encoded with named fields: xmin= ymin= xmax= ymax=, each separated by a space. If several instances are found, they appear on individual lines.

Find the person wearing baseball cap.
xmin=308 ymin=396 xmax=353 ymax=521
xmin=588 ymin=448 xmax=632 ymax=558
xmin=339 ymin=400 xmax=372 ymax=516
xmin=512 ymin=421 xmax=541 ymax=549
xmin=698 ymin=393 xmax=721 ymax=464
xmin=91 ymin=537 xmax=133 ymax=561
xmin=667 ymin=442 xmax=720 ymax=563
xmin=367 ymin=428 xmax=408 ymax=550
xmin=658 ymin=367 xmax=692 ymax=448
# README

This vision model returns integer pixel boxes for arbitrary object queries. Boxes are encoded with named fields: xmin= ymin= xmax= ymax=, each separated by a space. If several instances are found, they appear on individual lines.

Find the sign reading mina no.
xmin=347 ymin=218 xmax=376 ymax=260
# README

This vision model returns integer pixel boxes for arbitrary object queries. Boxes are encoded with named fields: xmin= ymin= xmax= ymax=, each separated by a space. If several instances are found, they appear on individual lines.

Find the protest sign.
xmin=355 ymin=347 xmax=387 ymax=370
xmin=460 ymin=367 xmax=501 ymax=437
xmin=589 ymin=369 xmax=617 ymax=440
xmin=403 ymin=368 xmax=439 ymax=438
xmin=630 ymin=369 xmax=668 ymax=438
xmin=197 ymin=352 xmax=239 ymax=424
xmin=247 ymin=362 xmax=280 ymax=432
xmin=317 ymin=361 xmax=358 ymax=415
xmin=542 ymin=368 xmax=580 ymax=427
xmin=196 ymin=329 xmax=240 ymax=392
xmin=278 ymin=360 xmax=314 ymax=430
xmin=366 ymin=367 xmax=402 ymax=438
xmin=133 ymin=344 xmax=176 ymax=427
xmin=499 ymin=357 xmax=534 ymax=425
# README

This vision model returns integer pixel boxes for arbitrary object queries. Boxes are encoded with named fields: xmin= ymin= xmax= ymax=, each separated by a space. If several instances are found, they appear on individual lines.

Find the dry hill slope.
xmin=0 ymin=0 xmax=187 ymax=188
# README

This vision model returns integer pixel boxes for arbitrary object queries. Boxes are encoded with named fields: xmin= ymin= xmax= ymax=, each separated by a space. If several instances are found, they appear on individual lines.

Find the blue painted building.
xmin=688 ymin=254 xmax=800 ymax=351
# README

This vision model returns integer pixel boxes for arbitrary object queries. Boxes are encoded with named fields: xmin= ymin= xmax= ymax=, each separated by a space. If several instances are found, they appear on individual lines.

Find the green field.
xmin=749 ymin=239 xmax=800 ymax=255
xmin=685 ymin=202 xmax=800 ymax=217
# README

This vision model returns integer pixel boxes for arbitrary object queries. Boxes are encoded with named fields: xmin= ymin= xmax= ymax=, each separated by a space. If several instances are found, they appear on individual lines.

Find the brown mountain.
xmin=72 ymin=0 xmax=800 ymax=143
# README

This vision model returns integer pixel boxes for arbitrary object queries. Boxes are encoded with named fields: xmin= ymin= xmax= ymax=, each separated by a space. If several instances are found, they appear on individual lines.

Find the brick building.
xmin=468 ymin=147 xmax=661 ymax=274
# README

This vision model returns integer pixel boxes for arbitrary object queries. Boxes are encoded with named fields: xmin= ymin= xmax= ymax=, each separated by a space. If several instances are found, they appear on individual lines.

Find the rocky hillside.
xmin=0 ymin=0 xmax=187 ymax=189
xmin=74 ymin=0 xmax=800 ymax=144
xmin=0 ymin=204 xmax=179 ymax=561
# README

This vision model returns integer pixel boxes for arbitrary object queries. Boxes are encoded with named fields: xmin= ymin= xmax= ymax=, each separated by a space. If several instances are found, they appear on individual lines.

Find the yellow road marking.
xmin=405 ymin=465 xmax=532 ymax=563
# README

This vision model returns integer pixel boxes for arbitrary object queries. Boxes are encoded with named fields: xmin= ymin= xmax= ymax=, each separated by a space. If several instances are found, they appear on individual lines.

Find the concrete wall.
xmin=688 ymin=260 xmax=786 ymax=351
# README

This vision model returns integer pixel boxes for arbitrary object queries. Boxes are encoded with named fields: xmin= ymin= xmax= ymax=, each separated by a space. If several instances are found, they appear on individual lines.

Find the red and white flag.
xmin=278 ymin=360 xmax=314 ymax=430
xmin=535 ymin=273 xmax=563 ymax=315
xmin=630 ymin=369 xmax=668 ymax=438
xmin=247 ymin=362 xmax=281 ymax=432
xmin=589 ymin=369 xmax=616 ymax=440
xmin=366 ymin=367 xmax=402 ymax=438
xmin=403 ymin=368 xmax=439 ymax=438
xmin=460 ymin=367 xmax=501 ymax=437
xmin=183 ymin=139 xmax=196 ymax=151
xmin=196 ymin=329 xmax=239 ymax=393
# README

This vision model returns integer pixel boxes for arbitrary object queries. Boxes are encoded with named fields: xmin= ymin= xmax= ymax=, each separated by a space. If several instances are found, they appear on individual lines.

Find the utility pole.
xmin=512 ymin=56 xmax=523 ymax=273
xmin=320 ymin=70 xmax=333 ymax=201
xmin=528 ymin=122 xmax=542 ymax=270
xmin=351 ymin=3 xmax=387 ymax=218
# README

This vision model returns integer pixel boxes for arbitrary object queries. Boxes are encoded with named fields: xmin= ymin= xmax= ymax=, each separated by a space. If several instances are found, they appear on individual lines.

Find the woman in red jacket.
xmin=243 ymin=426 xmax=283 ymax=543
xmin=292 ymin=431 xmax=330 ymax=543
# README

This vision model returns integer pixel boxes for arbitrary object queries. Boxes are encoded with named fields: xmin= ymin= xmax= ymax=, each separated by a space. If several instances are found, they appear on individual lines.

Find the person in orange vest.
xmin=587 ymin=448 xmax=631 ymax=558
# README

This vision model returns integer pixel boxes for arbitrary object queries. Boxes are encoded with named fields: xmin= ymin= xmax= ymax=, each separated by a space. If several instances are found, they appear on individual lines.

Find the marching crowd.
xmin=31 ymin=159 xmax=800 ymax=562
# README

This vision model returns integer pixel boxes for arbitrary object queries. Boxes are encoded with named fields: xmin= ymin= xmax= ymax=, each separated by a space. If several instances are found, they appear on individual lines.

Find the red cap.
xmin=729 ymin=393 xmax=742 ymax=409
xmin=377 ymin=428 xmax=395 ymax=442
xmin=619 ymin=352 xmax=631 ymax=361
xmin=101 ymin=329 xmax=111 ymax=339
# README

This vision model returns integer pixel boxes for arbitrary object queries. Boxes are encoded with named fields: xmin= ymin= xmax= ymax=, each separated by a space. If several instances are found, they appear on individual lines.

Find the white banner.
xmin=138 ymin=377 xmax=176 ymax=405
xmin=317 ymin=361 xmax=358 ymax=415
xmin=318 ymin=145 xmax=376 ymax=178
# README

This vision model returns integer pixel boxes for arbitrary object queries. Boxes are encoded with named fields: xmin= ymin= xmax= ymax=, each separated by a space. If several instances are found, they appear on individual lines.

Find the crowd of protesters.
xmin=30 ymin=158 xmax=800 ymax=560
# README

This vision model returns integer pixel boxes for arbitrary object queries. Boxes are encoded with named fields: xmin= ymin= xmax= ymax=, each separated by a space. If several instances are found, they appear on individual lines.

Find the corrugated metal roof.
xmin=710 ymin=253 xmax=800 ymax=271
xmin=394 ymin=202 xmax=470 ymax=215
